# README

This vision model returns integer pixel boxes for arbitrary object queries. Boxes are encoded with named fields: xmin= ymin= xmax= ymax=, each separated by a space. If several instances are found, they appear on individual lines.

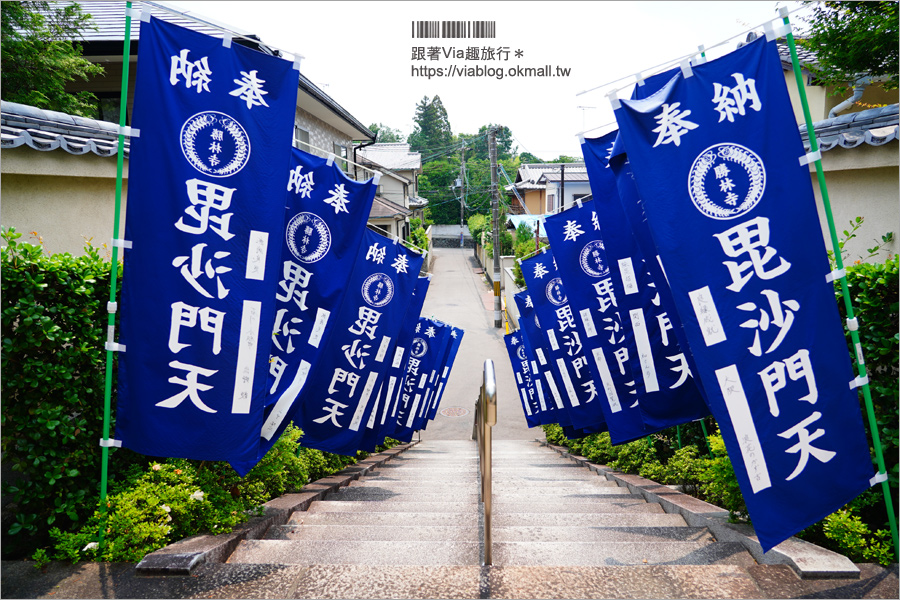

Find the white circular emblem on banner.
xmin=411 ymin=337 xmax=428 ymax=358
xmin=579 ymin=240 xmax=609 ymax=278
xmin=285 ymin=212 xmax=331 ymax=263
xmin=516 ymin=345 xmax=527 ymax=361
xmin=688 ymin=143 xmax=765 ymax=220
xmin=181 ymin=111 xmax=250 ymax=177
xmin=546 ymin=277 xmax=567 ymax=306
xmin=361 ymin=273 xmax=394 ymax=307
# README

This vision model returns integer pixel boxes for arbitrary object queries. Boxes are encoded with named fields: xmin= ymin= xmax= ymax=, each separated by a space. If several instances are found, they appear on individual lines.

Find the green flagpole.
xmin=781 ymin=8 xmax=899 ymax=562
xmin=98 ymin=0 xmax=133 ymax=552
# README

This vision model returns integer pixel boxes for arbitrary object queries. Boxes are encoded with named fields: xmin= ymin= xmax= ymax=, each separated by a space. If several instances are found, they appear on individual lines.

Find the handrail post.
xmin=480 ymin=359 xmax=497 ymax=565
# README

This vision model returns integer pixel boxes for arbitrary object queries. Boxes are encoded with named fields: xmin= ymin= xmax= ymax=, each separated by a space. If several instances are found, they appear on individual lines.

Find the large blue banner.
xmin=614 ymin=36 xmax=873 ymax=551
xmin=116 ymin=17 xmax=299 ymax=463
xmin=580 ymin=134 xmax=710 ymax=430
xmin=513 ymin=290 xmax=562 ymax=427
xmin=504 ymin=331 xmax=542 ymax=428
xmin=427 ymin=325 xmax=465 ymax=421
xmin=520 ymin=249 xmax=607 ymax=434
xmin=231 ymin=149 xmax=378 ymax=473
xmin=293 ymin=228 xmax=423 ymax=454
xmin=392 ymin=317 xmax=450 ymax=441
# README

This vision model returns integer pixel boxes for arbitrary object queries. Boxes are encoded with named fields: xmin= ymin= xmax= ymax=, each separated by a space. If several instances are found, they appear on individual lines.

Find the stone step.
xmin=492 ymin=500 xmax=658 ymax=514
xmin=491 ymin=541 xmax=756 ymax=567
xmin=492 ymin=526 xmax=714 ymax=544
xmin=267 ymin=524 xmax=479 ymax=542
xmin=289 ymin=511 xmax=479 ymax=527
xmin=351 ymin=479 xmax=620 ymax=490
xmin=324 ymin=491 xmax=481 ymax=503
xmin=227 ymin=539 xmax=480 ymax=566
xmin=307 ymin=501 xmax=479 ymax=513
xmin=492 ymin=512 xmax=685 ymax=528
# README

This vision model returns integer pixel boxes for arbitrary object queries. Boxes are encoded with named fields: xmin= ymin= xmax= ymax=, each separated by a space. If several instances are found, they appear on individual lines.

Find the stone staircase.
xmin=226 ymin=439 xmax=755 ymax=570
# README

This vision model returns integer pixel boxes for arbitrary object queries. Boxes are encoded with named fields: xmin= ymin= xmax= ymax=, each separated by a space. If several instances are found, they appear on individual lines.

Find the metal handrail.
xmin=472 ymin=359 xmax=497 ymax=565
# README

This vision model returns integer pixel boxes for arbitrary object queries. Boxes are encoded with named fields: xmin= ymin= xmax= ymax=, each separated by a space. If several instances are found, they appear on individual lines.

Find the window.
xmin=546 ymin=194 xmax=555 ymax=213
xmin=293 ymin=126 xmax=310 ymax=150
xmin=333 ymin=142 xmax=348 ymax=171
xmin=97 ymin=94 xmax=125 ymax=124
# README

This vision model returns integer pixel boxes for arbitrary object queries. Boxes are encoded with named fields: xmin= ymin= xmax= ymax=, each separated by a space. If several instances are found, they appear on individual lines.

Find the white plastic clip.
xmin=222 ymin=33 xmax=233 ymax=48
xmin=372 ymin=171 xmax=382 ymax=185
xmin=107 ymin=302 xmax=118 ymax=314
xmin=516 ymin=258 xmax=522 ymax=265
xmin=427 ymin=273 xmax=433 ymax=280
xmin=680 ymin=59 xmax=694 ymax=79
xmin=111 ymin=238 xmax=132 ymax=250
xmin=695 ymin=45 xmax=708 ymax=64
xmin=846 ymin=317 xmax=859 ymax=331
xmin=422 ymin=250 xmax=429 ymax=259
xmin=576 ymin=199 xmax=583 ymax=209
xmin=635 ymin=72 xmax=645 ymax=87
xmin=293 ymin=54 xmax=302 ymax=71
xmin=849 ymin=374 xmax=869 ymax=390
xmin=577 ymin=134 xmax=585 ymax=145
xmin=825 ymin=268 xmax=845 ymax=283
xmin=118 ymin=125 xmax=140 ymax=138
xmin=326 ymin=153 xmax=335 ymax=167
xmin=870 ymin=472 xmax=888 ymax=486
xmin=140 ymin=9 xmax=151 ymax=22
xmin=105 ymin=342 xmax=126 ymax=352
xmin=124 ymin=7 xmax=140 ymax=19
xmin=607 ymin=89 xmax=621 ymax=111
xmin=393 ymin=236 xmax=399 ymax=245
xmin=540 ymin=247 xmax=547 ymax=254
xmin=99 ymin=438 xmax=122 ymax=448
xmin=779 ymin=6 xmax=789 ymax=17
xmin=764 ymin=19 xmax=792 ymax=41
xmin=799 ymin=150 xmax=821 ymax=166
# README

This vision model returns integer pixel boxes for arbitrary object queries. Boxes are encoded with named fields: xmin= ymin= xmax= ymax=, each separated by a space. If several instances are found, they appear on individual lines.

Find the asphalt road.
xmin=417 ymin=246 xmax=537 ymax=442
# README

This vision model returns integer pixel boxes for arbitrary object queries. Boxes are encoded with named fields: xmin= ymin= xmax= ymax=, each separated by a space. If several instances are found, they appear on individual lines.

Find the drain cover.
xmin=439 ymin=407 xmax=470 ymax=418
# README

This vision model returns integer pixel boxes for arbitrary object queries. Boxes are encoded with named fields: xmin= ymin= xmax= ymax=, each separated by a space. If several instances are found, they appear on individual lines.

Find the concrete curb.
xmin=536 ymin=439 xmax=860 ymax=580
xmin=135 ymin=441 xmax=419 ymax=575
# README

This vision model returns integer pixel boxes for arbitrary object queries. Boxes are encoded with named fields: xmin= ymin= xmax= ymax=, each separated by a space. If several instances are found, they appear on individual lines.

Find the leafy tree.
xmin=408 ymin=95 xmax=454 ymax=158
xmin=519 ymin=151 xmax=544 ymax=164
xmin=799 ymin=1 xmax=899 ymax=93
xmin=549 ymin=155 xmax=582 ymax=163
xmin=458 ymin=124 xmax=517 ymax=161
xmin=1 ymin=1 xmax=104 ymax=117
xmin=368 ymin=122 xmax=405 ymax=143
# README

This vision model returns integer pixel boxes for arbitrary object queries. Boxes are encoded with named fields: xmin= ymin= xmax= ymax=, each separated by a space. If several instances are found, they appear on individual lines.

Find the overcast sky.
xmin=165 ymin=1 xmax=802 ymax=160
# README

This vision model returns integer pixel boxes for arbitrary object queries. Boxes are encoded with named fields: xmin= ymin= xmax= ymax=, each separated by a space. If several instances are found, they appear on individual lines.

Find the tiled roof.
xmin=776 ymin=38 xmax=820 ymax=71
xmin=369 ymin=196 xmax=411 ymax=220
xmin=1 ymin=100 xmax=129 ymax=158
xmin=540 ymin=171 xmax=590 ymax=183
xmin=513 ymin=163 xmax=587 ymax=189
xmin=801 ymin=104 xmax=899 ymax=152
xmin=357 ymin=144 xmax=422 ymax=171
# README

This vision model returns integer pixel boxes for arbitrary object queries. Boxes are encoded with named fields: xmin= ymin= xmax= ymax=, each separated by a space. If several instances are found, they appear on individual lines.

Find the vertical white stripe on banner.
xmin=349 ymin=371 xmax=380 ymax=431
xmin=232 ymin=300 xmax=261 ymax=414
xmin=406 ymin=394 xmax=421 ymax=428
xmin=392 ymin=347 xmax=406 ymax=368
xmin=555 ymin=358 xmax=580 ymax=407
xmin=629 ymin=308 xmax=659 ymax=393
xmin=434 ymin=382 xmax=445 ymax=407
xmin=375 ymin=336 xmax=391 ymax=363
xmin=535 ymin=348 xmax=548 ymax=366
xmin=308 ymin=308 xmax=330 ymax=348
xmin=420 ymin=389 xmax=433 ymax=416
xmin=546 ymin=328 xmax=560 ymax=351
xmin=716 ymin=364 xmax=772 ymax=494
xmin=689 ymin=286 xmax=727 ymax=347
xmin=517 ymin=373 xmax=523 ymax=385
xmin=261 ymin=360 xmax=311 ymax=440
xmin=429 ymin=369 xmax=437 ymax=384
xmin=381 ymin=376 xmax=397 ymax=424
xmin=520 ymin=389 xmax=533 ymax=415
xmin=591 ymin=347 xmax=622 ymax=413
xmin=418 ymin=373 xmax=428 ymax=389
xmin=618 ymin=257 xmax=639 ymax=295
xmin=366 ymin=381 xmax=384 ymax=429
xmin=534 ymin=378 xmax=547 ymax=411
xmin=245 ymin=231 xmax=269 ymax=281
xmin=543 ymin=371 xmax=565 ymax=409
xmin=580 ymin=308 xmax=598 ymax=337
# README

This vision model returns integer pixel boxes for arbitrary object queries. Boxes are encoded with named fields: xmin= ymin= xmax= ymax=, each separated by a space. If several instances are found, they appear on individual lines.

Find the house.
xmin=505 ymin=163 xmax=592 ymax=216
xmin=1 ymin=1 xmax=375 ymax=255
xmin=355 ymin=143 xmax=429 ymax=240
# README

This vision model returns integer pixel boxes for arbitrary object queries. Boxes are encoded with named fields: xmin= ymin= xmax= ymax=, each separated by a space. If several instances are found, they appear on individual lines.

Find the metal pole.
xmin=460 ymin=145 xmax=466 ymax=247
xmin=481 ymin=359 xmax=497 ymax=566
xmin=489 ymin=129 xmax=502 ymax=328
xmin=99 ymin=0 xmax=133 ymax=552
xmin=782 ymin=8 xmax=898 ymax=561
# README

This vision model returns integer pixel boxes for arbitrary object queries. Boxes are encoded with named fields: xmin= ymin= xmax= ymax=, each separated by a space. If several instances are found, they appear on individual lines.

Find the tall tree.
xmin=408 ymin=95 xmax=453 ymax=158
xmin=799 ymin=1 xmax=898 ymax=93
xmin=368 ymin=122 xmax=405 ymax=143
xmin=459 ymin=124 xmax=517 ymax=161
xmin=1 ymin=1 xmax=104 ymax=117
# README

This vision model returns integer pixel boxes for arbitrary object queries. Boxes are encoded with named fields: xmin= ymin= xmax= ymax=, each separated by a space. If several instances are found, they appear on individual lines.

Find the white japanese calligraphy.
xmin=229 ymin=70 xmax=269 ymax=109
xmin=652 ymin=102 xmax=698 ymax=148
xmin=712 ymin=73 xmax=762 ymax=123
xmin=169 ymin=49 xmax=211 ymax=93
xmin=714 ymin=217 xmax=791 ymax=293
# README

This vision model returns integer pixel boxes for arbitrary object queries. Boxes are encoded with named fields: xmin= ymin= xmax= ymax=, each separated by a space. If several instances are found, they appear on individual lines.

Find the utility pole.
xmin=460 ymin=145 xmax=466 ymax=248
xmin=489 ymin=128 xmax=502 ymax=328
xmin=560 ymin=163 xmax=566 ymax=212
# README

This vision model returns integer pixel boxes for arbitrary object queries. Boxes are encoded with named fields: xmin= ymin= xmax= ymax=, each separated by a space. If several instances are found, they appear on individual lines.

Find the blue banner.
xmin=360 ymin=275 xmax=431 ymax=450
xmin=513 ymin=290 xmax=563 ymax=428
xmin=504 ymin=331 xmax=542 ymax=428
xmin=116 ymin=17 xmax=299 ymax=463
xmin=292 ymin=228 xmax=423 ymax=454
xmin=392 ymin=317 xmax=451 ymax=440
xmin=427 ymin=325 xmax=465 ymax=421
xmin=614 ymin=36 xmax=873 ymax=551
xmin=580 ymin=134 xmax=710 ymax=431
xmin=520 ymin=249 xmax=607 ymax=434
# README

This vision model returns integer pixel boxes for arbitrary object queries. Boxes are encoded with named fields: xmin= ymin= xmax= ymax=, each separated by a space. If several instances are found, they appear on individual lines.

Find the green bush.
xmin=1 ymin=228 xmax=145 ymax=558
xmin=467 ymin=214 xmax=489 ymax=244
xmin=484 ymin=230 xmax=513 ymax=259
